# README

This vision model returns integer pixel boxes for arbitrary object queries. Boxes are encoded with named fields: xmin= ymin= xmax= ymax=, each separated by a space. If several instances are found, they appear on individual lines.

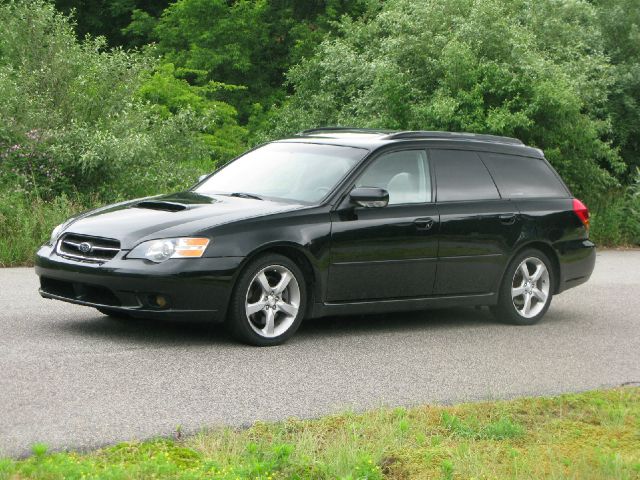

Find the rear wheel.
xmin=491 ymin=249 xmax=554 ymax=325
xmin=227 ymin=253 xmax=307 ymax=346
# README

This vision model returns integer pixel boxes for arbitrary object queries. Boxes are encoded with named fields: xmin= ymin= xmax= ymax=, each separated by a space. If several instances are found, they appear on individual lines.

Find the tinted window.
xmin=432 ymin=149 xmax=500 ymax=202
xmin=480 ymin=152 xmax=569 ymax=198
xmin=356 ymin=150 xmax=431 ymax=205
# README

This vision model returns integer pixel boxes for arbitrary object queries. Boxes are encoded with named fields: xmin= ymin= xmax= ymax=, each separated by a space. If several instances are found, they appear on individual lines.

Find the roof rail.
xmin=297 ymin=127 xmax=393 ymax=136
xmin=385 ymin=131 xmax=524 ymax=145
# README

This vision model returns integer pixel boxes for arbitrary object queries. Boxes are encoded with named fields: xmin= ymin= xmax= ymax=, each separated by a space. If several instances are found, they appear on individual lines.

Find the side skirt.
xmin=311 ymin=292 xmax=497 ymax=318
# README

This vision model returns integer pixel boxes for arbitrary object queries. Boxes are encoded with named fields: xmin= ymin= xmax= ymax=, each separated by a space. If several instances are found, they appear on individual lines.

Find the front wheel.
xmin=491 ymin=249 xmax=554 ymax=325
xmin=227 ymin=254 xmax=307 ymax=346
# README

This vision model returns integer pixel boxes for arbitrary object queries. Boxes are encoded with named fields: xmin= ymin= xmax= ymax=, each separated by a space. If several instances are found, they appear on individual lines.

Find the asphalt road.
xmin=1 ymin=250 xmax=639 ymax=457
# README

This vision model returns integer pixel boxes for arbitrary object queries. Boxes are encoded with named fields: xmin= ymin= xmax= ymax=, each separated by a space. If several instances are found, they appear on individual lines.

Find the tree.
xmin=265 ymin=0 xmax=624 ymax=200
xmin=148 ymin=0 xmax=370 ymax=121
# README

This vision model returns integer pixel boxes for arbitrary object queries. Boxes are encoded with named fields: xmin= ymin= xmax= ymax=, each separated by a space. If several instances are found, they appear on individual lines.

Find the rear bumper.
xmin=555 ymin=239 xmax=596 ymax=293
xmin=35 ymin=245 xmax=244 ymax=322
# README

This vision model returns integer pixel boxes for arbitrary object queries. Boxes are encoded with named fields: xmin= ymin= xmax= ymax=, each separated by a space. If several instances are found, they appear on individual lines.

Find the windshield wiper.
xmin=228 ymin=192 xmax=264 ymax=201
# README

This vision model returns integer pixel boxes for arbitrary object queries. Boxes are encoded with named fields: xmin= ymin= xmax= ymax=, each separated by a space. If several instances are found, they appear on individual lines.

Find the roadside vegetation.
xmin=1 ymin=0 xmax=639 ymax=267
xmin=1 ymin=387 xmax=638 ymax=479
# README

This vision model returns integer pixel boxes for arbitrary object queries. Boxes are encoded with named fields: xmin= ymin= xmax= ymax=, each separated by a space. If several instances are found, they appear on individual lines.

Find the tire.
xmin=96 ymin=307 xmax=131 ymax=319
xmin=227 ymin=253 xmax=307 ymax=346
xmin=491 ymin=248 xmax=554 ymax=326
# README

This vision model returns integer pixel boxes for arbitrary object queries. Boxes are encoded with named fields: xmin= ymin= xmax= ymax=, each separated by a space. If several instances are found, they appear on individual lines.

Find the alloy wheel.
xmin=245 ymin=264 xmax=301 ymax=338
xmin=511 ymin=257 xmax=550 ymax=318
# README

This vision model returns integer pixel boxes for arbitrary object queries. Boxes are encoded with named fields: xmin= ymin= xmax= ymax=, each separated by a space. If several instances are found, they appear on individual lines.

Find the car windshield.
xmin=195 ymin=142 xmax=368 ymax=204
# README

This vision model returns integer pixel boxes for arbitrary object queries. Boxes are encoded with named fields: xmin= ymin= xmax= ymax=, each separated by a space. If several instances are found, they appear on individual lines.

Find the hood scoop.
xmin=134 ymin=201 xmax=188 ymax=212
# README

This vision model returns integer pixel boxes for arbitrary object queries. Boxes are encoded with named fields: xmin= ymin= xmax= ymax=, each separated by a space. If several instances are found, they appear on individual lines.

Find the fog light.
xmin=147 ymin=294 xmax=169 ymax=309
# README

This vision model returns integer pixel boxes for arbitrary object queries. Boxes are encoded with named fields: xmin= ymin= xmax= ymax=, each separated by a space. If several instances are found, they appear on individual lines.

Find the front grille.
xmin=57 ymin=233 xmax=120 ymax=262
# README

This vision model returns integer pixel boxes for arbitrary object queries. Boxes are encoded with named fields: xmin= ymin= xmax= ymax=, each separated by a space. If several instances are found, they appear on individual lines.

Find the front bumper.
xmin=35 ymin=245 xmax=244 ymax=322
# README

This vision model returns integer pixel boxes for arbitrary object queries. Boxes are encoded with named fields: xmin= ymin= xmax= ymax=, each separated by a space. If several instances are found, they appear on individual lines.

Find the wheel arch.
xmin=506 ymin=241 xmax=562 ymax=294
xmin=234 ymin=242 xmax=322 ymax=316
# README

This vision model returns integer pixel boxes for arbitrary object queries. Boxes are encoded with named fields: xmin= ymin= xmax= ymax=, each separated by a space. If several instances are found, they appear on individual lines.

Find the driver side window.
xmin=356 ymin=150 xmax=431 ymax=205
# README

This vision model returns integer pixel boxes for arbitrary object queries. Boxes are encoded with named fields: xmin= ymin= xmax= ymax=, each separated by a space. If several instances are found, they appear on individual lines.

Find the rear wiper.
xmin=228 ymin=192 xmax=263 ymax=201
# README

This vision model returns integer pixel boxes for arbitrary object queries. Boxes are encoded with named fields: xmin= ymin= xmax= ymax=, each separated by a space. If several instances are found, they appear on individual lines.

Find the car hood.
xmin=62 ymin=191 xmax=306 ymax=250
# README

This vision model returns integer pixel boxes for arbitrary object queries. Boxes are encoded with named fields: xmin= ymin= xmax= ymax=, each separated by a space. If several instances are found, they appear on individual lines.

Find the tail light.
xmin=572 ymin=198 xmax=590 ymax=230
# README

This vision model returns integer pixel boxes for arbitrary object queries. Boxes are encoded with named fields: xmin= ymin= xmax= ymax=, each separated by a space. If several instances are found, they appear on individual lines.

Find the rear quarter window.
xmin=431 ymin=149 xmax=500 ymax=202
xmin=480 ymin=152 xmax=569 ymax=199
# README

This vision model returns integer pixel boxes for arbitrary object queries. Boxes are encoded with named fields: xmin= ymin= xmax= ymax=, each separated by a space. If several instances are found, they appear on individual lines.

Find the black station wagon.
xmin=36 ymin=128 xmax=596 ymax=345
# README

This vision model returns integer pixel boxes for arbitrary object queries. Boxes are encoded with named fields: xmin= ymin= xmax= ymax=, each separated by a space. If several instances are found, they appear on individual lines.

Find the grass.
xmin=1 ymin=387 xmax=639 ymax=479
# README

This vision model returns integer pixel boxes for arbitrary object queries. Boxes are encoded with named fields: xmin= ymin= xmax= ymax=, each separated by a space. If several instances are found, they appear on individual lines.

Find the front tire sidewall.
xmin=494 ymin=249 xmax=554 ymax=326
xmin=228 ymin=254 xmax=307 ymax=346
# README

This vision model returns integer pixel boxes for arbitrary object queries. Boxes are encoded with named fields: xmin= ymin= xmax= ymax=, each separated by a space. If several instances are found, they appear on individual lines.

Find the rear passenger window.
xmin=480 ymin=152 xmax=568 ymax=199
xmin=431 ymin=149 xmax=500 ymax=202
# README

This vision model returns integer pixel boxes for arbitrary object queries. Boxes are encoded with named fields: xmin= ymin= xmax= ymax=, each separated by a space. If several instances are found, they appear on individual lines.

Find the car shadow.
xmin=54 ymin=306 xmax=498 ymax=346
xmin=300 ymin=306 xmax=497 ymax=337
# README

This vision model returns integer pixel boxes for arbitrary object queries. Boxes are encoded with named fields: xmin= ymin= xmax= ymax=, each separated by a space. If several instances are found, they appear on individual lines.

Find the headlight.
xmin=127 ymin=237 xmax=210 ymax=263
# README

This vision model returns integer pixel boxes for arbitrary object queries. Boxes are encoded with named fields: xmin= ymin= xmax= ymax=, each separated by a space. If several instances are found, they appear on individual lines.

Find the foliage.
xmin=264 ymin=0 xmax=624 ymax=201
xmin=147 ymin=0 xmax=371 ymax=122
xmin=590 ymin=169 xmax=640 ymax=246
xmin=0 ymin=191 xmax=85 ymax=267
xmin=0 ymin=0 xmax=227 ymax=202
xmin=592 ymin=0 xmax=640 ymax=181
xmin=0 ymin=388 xmax=638 ymax=479
xmin=138 ymin=62 xmax=247 ymax=161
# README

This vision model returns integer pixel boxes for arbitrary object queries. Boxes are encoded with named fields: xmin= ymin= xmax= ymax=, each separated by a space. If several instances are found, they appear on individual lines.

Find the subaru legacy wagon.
xmin=36 ymin=128 xmax=595 ymax=345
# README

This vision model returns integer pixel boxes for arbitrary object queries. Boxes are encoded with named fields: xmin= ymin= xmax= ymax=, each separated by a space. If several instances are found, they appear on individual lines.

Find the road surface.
xmin=1 ymin=250 xmax=638 ymax=457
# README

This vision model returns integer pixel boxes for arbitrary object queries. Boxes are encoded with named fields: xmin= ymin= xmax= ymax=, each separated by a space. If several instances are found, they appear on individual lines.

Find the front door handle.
xmin=499 ymin=213 xmax=517 ymax=225
xmin=414 ymin=217 xmax=435 ymax=230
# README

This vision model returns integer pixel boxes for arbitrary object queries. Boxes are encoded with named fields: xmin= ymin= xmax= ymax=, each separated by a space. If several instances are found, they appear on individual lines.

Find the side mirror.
xmin=349 ymin=187 xmax=389 ymax=208
xmin=198 ymin=174 xmax=209 ymax=183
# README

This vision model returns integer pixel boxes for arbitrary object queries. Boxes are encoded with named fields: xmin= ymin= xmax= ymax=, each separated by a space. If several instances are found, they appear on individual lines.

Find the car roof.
xmin=276 ymin=127 xmax=544 ymax=158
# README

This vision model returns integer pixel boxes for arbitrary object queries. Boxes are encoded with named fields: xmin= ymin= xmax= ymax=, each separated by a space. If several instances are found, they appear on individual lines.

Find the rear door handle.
xmin=414 ymin=217 xmax=435 ymax=230
xmin=499 ymin=213 xmax=517 ymax=225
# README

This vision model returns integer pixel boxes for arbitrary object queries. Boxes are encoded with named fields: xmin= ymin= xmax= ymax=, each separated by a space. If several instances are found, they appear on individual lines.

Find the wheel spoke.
xmin=256 ymin=272 xmax=271 ymax=294
xmin=273 ymin=272 xmax=292 ymax=294
xmin=531 ymin=264 xmax=545 ymax=282
xmin=522 ymin=292 xmax=532 ymax=316
xmin=512 ymin=286 xmax=526 ymax=298
xmin=519 ymin=263 xmax=530 ymax=281
xmin=278 ymin=301 xmax=298 ymax=317
xmin=246 ymin=300 xmax=266 ymax=316
xmin=532 ymin=288 xmax=547 ymax=303
xmin=262 ymin=308 xmax=275 ymax=336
